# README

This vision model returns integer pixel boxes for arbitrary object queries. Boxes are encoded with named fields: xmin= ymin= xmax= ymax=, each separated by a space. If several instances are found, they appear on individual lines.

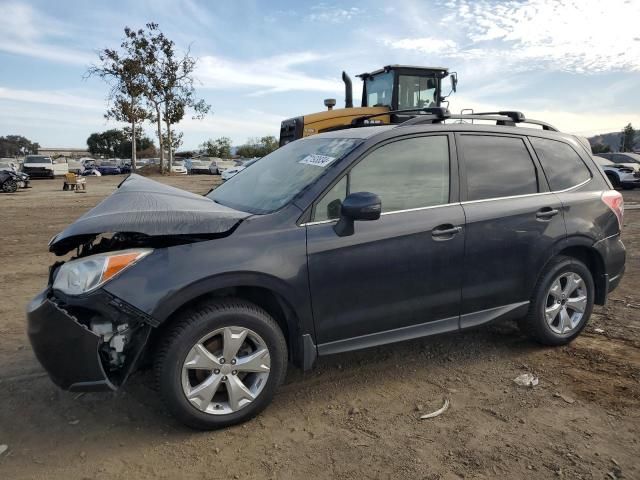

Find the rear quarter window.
xmin=530 ymin=137 xmax=591 ymax=191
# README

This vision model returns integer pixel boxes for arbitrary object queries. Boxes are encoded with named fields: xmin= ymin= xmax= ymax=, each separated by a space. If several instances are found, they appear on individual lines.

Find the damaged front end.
xmin=27 ymin=286 xmax=153 ymax=391
xmin=28 ymin=174 xmax=252 ymax=391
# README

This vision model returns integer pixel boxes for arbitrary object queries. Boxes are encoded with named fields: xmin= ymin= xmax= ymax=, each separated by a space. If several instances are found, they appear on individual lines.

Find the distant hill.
xmin=587 ymin=132 xmax=622 ymax=151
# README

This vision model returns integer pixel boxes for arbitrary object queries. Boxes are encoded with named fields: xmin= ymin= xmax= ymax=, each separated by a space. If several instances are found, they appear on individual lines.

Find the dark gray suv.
xmin=27 ymin=111 xmax=626 ymax=429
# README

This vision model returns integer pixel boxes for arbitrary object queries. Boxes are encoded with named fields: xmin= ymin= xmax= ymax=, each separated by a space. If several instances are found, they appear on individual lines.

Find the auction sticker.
xmin=299 ymin=154 xmax=336 ymax=167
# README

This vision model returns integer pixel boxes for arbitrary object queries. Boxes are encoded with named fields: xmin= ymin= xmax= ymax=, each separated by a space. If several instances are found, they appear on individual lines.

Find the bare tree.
xmin=87 ymin=32 xmax=148 ymax=171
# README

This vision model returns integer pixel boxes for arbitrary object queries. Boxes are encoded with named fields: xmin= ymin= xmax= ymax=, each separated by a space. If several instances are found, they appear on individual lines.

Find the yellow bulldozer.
xmin=279 ymin=65 xmax=457 ymax=146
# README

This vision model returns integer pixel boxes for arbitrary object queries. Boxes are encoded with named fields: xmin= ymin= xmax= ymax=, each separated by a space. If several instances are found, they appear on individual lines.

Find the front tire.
xmin=520 ymin=256 xmax=594 ymax=346
xmin=2 ymin=179 xmax=18 ymax=193
xmin=155 ymin=298 xmax=287 ymax=430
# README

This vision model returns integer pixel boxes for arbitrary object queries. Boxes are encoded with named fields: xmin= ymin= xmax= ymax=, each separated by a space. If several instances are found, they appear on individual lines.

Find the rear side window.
xmin=530 ymin=137 xmax=592 ymax=191
xmin=460 ymin=135 xmax=538 ymax=201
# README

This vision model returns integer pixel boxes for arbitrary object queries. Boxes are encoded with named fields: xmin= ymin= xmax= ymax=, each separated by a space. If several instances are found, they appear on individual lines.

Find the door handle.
xmin=536 ymin=207 xmax=560 ymax=219
xmin=432 ymin=224 xmax=463 ymax=239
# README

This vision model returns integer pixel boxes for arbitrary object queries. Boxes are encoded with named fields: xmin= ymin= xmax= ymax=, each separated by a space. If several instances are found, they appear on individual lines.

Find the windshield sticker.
xmin=299 ymin=154 xmax=336 ymax=168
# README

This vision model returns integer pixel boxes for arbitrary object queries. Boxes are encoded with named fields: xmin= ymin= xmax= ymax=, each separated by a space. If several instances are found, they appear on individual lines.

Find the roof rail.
xmin=397 ymin=110 xmax=559 ymax=131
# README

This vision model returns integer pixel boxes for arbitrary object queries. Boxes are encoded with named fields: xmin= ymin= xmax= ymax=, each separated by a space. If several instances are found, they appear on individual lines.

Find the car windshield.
xmin=25 ymin=156 xmax=51 ymax=164
xmin=209 ymin=137 xmax=361 ymax=214
xmin=0 ymin=162 xmax=13 ymax=169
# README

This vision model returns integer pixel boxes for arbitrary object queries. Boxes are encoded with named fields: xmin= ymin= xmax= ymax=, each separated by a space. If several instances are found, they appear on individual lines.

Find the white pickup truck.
xmin=22 ymin=155 xmax=69 ymax=178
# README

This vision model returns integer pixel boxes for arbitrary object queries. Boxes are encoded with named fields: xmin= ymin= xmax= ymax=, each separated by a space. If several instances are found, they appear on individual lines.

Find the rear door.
xmin=456 ymin=133 xmax=566 ymax=326
xmin=306 ymin=134 xmax=465 ymax=353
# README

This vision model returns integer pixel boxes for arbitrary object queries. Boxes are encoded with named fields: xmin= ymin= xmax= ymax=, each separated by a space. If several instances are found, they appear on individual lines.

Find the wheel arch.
xmin=147 ymin=272 xmax=308 ymax=367
xmin=539 ymin=236 xmax=607 ymax=305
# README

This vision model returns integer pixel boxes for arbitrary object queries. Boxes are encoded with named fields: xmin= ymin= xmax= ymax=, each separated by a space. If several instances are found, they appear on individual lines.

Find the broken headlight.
xmin=52 ymin=249 xmax=152 ymax=295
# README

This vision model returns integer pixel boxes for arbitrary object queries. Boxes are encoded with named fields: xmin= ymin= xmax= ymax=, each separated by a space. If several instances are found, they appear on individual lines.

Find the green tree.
xmin=235 ymin=135 xmax=279 ymax=158
xmin=0 ymin=135 xmax=39 ymax=157
xmin=620 ymin=123 xmax=637 ymax=152
xmin=591 ymin=143 xmax=611 ymax=154
xmin=86 ymin=128 xmax=154 ymax=158
xmin=200 ymin=137 xmax=232 ymax=158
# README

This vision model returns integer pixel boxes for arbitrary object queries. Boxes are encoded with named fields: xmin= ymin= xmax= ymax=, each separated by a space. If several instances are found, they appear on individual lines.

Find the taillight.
xmin=601 ymin=190 xmax=624 ymax=230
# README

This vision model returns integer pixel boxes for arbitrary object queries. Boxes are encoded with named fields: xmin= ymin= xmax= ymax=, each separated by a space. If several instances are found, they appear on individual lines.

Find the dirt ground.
xmin=0 ymin=175 xmax=638 ymax=480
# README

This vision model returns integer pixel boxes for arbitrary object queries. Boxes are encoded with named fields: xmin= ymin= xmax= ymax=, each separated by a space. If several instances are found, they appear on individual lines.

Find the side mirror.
xmin=334 ymin=192 xmax=381 ymax=237
xmin=450 ymin=73 xmax=458 ymax=93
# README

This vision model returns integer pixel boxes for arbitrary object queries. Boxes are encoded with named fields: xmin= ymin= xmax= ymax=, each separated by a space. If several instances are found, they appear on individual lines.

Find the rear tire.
xmin=520 ymin=256 xmax=594 ymax=346
xmin=155 ymin=298 xmax=287 ymax=430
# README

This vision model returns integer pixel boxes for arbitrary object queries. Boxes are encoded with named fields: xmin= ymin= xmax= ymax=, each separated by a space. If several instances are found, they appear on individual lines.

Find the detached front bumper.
xmin=27 ymin=289 xmax=152 ymax=392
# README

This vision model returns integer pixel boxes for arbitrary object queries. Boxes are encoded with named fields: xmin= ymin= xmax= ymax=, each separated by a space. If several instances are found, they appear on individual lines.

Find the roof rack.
xmin=349 ymin=108 xmax=558 ymax=132
xmin=351 ymin=107 xmax=451 ymax=126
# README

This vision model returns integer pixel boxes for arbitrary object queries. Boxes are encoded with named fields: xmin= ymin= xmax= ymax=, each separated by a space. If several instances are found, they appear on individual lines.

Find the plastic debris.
xmin=554 ymin=392 xmax=576 ymax=404
xmin=0 ymin=445 xmax=7 ymax=456
xmin=513 ymin=373 xmax=539 ymax=387
xmin=420 ymin=399 xmax=449 ymax=419
xmin=594 ymin=328 xmax=605 ymax=334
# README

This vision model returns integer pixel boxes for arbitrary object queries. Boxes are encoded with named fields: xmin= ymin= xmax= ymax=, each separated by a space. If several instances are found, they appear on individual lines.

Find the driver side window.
xmin=312 ymin=135 xmax=450 ymax=221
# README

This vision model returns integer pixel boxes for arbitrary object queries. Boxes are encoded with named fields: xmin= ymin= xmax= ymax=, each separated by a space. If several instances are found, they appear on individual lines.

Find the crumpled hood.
xmin=49 ymin=174 xmax=250 ymax=255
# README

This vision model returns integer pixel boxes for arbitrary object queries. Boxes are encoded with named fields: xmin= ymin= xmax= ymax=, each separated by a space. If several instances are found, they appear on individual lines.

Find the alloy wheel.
xmin=181 ymin=326 xmax=271 ymax=415
xmin=544 ymin=272 xmax=588 ymax=335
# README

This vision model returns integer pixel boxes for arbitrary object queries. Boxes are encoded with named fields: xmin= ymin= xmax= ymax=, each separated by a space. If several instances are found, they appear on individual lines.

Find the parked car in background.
xmin=22 ymin=155 xmax=68 ymax=178
xmin=221 ymin=158 xmax=260 ymax=181
xmin=0 ymin=159 xmax=30 ymax=188
xmin=120 ymin=162 xmax=132 ymax=174
xmin=0 ymin=169 xmax=20 ymax=192
xmin=171 ymin=160 xmax=188 ymax=175
xmin=210 ymin=159 xmax=236 ymax=175
xmin=96 ymin=160 xmax=122 ymax=175
xmin=594 ymin=156 xmax=640 ymax=189
xmin=65 ymin=159 xmax=84 ymax=174
xmin=27 ymin=111 xmax=626 ymax=429
xmin=596 ymin=152 xmax=640 ymax=171
xmin=187 ymin=159 xmax=213 ymax=175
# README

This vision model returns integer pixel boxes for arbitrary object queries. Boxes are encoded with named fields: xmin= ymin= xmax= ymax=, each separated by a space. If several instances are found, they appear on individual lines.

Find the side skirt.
xmin=315 ymin=301 xmax=530 ymax=358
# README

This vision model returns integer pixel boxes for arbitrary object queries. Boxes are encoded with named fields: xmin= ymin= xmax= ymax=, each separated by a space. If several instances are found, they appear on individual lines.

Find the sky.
xmin=0 ymin=0 xmax=639 ymax=150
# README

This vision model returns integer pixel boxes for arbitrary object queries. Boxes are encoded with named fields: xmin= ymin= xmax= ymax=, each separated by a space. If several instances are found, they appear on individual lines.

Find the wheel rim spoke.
xmin=184 ymin=343 xmax=221 ymax=370
xmin=566 ymin=295 xmax=587 ymax=313
xmin=187 ymin=373 xmax=223 ymax=411
xmin=563 ymin=273 xmax=582 ymax=296
xmin=558 ymin=307 xmax=571 ymax=334
xmin=549 ymin=279 xmax=563 ymax=300
xmin=226 ymin=375 xmax=255 ymax=411
xmin=235 ymin=347 xmax=271 ymax=373
xmin=545 ymin=302 xmax=562 ymax=324
xmin=222 ymin=327 xmax=248 ymax=361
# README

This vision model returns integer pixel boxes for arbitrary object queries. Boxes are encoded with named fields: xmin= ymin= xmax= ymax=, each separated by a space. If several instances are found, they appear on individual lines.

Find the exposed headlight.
xmin=52 ymin=249 xmax=152 ymax=296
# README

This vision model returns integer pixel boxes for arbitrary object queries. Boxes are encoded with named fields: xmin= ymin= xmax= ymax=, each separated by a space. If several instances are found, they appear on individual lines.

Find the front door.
xmin=305 ymin=134 xmax=465 ymax=354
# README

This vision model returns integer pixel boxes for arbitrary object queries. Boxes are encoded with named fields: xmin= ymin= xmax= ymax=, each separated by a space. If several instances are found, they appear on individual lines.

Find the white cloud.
xmin=383 ymin=37 xmax=458 ymax=55
xmin=196 ymin=52 xmax=343 ymax=95
xmin=305 ymin=4 xmax=361 ymax=23
xmin=0 ymin=2 xmax=93 ymax=65
xmin=0 ymin=87 xmax=104 ymax=110
xmin=386 ymin=0 xmax=640 ymax=73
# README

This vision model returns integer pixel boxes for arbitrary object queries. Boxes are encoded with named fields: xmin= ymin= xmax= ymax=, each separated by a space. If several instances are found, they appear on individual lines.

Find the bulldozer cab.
xmin=359 ymin=65 xmax=452 ymax=111
xmin=279 ymin=65 xmax=457 ymax=146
